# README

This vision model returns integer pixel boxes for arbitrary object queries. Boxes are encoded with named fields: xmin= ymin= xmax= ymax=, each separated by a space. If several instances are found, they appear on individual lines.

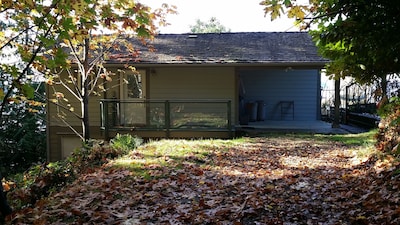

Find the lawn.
xmin=7 ymin=131 xmax=400 ymax=224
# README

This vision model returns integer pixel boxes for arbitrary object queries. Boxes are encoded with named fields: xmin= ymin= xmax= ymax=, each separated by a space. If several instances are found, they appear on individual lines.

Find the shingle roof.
xmin=108 ymin=32 xmax=327 ymax=66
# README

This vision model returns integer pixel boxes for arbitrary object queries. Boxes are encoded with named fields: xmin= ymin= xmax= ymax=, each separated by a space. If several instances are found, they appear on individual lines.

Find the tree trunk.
xmin=377 ymin=74 xmax=389 ymax=110
xmin=82 ymin=38 xmax=91 ymax=140
xmin=332 ymin=78 xmax=341 ymax=128
xmin=82 ymin=82 xmax=90 ymax=140
xmin=381 ymin=74 xmax=388 ymax=99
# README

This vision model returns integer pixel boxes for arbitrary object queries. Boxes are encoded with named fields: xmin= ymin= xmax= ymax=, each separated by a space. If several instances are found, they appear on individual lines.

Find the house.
xmin=46 ymin=32 xmax=327 ymax=161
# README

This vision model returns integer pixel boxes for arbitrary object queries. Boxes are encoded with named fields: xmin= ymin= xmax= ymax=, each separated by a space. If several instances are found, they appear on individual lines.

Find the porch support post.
xmin=227 ymin=100 xmax=232 ymax=138
xmin=103 ymin=101 xmax=110 ymax=141
xmin=332 ymin=78 xmax=341 ymax=128
xmin=345 ymin=85 xmax=349 ymax=125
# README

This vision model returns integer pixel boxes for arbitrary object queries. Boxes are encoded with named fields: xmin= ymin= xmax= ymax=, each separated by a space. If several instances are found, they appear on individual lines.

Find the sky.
xmin=144 ymin=0 xmax=301 ymax=34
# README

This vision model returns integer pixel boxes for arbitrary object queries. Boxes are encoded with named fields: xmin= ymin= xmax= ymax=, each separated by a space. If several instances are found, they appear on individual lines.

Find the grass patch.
xmin=261 ymin=130 xmax=377 ymax=146
xmin=314 ymin=130 xmax=379 ymax=158
xmin=111 ymin=138 xmax=248 ymax=178
xmin=318 ymin=129 xmax=377 ymax=146
xmin=245 ymin=131 xmax=377 ymax=146
xmin=111 ymin=132 xmax=380 ymax=179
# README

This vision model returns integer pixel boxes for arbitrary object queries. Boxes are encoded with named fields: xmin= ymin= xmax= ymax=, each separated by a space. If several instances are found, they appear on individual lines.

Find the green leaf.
xmin=22 ymin=84 xmax=35 ymax=100
xmin=39 ymin=36 xmax=56 ymax=47
xmin=62 ymin=17 xmax=75 ymax=31
xmin=136 ymin=26 xmax=150 ymax=38
xmin=136 ymin=15 xmax=150 ymax=25
xmin=283 ymin=0 xmax=292 ymax=7
xmin=54 ymin=48 xmax=69 ymax=68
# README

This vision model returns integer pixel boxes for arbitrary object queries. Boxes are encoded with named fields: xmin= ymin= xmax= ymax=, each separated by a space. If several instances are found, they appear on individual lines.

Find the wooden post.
xmin=227 ymin=100 xmax=232 ymax=137
xmin=103 ymin=101 xmax=110 ymax=141
xmin=332 ymin=78 xmax=341 ymax=128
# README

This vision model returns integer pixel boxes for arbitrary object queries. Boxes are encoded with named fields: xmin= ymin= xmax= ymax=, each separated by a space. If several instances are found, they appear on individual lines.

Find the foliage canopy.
xmin=261 ymin=0 xmax=400 ymax=153
xmin=0 ymin=0 xmax=175 ymax=140
xmin=261 ymin=0 xmax=400 ymax=82
xmin=190 ymin=17 xmax=231 ymax=33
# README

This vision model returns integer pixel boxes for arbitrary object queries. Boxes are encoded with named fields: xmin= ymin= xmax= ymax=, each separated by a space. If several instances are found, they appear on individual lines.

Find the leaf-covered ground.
xmin=8 ymin=135 xmax=400 ymax=224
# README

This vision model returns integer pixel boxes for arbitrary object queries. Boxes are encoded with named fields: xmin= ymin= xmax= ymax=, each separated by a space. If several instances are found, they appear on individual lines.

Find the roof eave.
xmin=105 ymin=61 xmax=328 ymax=69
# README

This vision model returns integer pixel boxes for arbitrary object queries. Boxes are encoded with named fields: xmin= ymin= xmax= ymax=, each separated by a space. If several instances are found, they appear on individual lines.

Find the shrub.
xmin=375 ymin=97 xmax=400 ymax=155
xmin=6 ymin=136 xmax=142 ymax=212
xmin=110 ymin=134 xmax=143 ymax=154
xmin=7 ymin=161 xmax=75 ymax=210
xmin=69 ymin=139 xmax=112 ymax=171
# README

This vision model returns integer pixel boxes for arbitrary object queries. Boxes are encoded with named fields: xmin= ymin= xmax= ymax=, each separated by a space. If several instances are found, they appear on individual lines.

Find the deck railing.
xmin=100 ymin=99 xmax=232 ymax=139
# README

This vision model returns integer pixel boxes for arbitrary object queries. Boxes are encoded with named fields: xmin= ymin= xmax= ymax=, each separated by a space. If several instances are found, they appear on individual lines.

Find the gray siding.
xmin=239 ymin=69 xmax=320 ymax=121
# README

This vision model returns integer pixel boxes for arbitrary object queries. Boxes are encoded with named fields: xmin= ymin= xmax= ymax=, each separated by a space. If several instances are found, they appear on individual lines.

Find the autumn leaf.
xmin=7 ymin=135 xmax=400 ymax=224
xmin=287 ymin=5 xmax=306 ymax=19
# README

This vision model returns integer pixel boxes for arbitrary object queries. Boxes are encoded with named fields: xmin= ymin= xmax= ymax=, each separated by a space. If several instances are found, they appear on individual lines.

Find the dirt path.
xmin=9 ymin=136 xmax=400 ymax=224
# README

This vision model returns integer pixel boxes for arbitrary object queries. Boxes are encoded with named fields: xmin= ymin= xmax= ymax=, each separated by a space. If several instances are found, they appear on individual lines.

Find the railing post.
xmin=116 ymin=101 xmax=120 ymax=126
xmin=165 ymin=100 xmax=170 ymax=138
xmin=100 ymin=101 xmax=104 ymax=138
xmin=227 ymin=100 xmax=232 ymax=138
xmin=104 ymin=101 xmax=110 ymax=141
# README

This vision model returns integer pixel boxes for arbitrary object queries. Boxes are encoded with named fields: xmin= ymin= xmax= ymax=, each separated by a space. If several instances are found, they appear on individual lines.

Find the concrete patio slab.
xmin=236 ymin=120 xmax=370 ymax=135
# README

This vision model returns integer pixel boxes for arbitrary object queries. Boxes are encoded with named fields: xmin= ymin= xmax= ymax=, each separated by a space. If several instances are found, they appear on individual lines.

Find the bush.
xmin=7 ymin=161 xmax=75 ymax=210
xmin=6 ymin=136 xmax=142 ymax=212
xmin=375 ymin=97 xmax=400 ymax=155
xmin=70 ymin=136 xmax=141 ymax=171
xmin=69 ymin=139 xmax=110 ymax=170
xmin=110 ymin=133 xmax=143 ymax=154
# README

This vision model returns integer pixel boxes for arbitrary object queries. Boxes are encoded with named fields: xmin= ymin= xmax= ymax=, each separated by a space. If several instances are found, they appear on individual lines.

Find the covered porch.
xmin=99 ymin=99 xmax=365 ymax=141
